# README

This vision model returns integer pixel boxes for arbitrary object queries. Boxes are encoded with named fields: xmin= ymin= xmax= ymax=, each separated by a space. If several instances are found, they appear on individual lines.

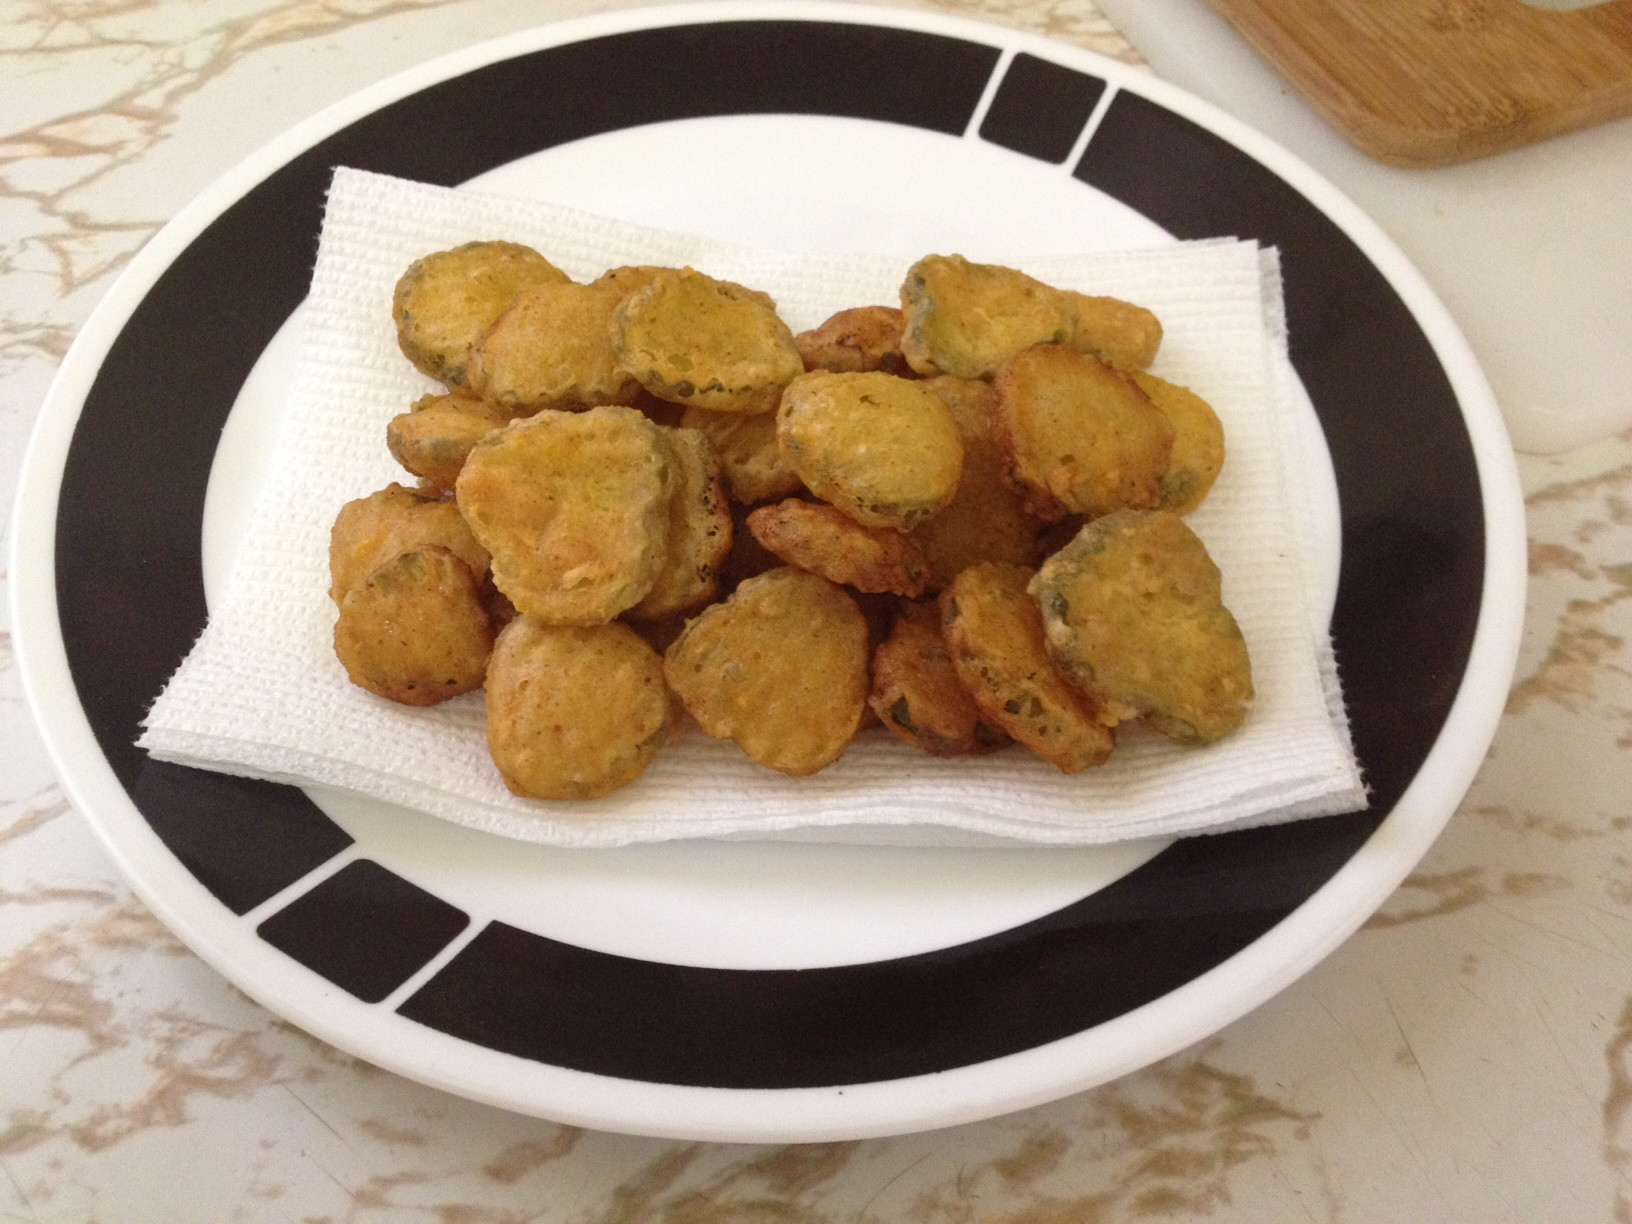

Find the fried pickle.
xmin=1129 ymin=371 xmax=1226 ymax=515
xmin=455 ymin=406 xmax=671 ymax=624
xmin=746 ymin=498 xmax=930 ymax=596
xmin=613 ymin=267 xmax=803 ymax=413
xmin=333 ymin=547 xmax=494 ymax=706
xmin=776 ymin=370 xmax=963 ymax=531
xmin=626 ymin=427 xmax=733 ymax=620
xmin=467 ymin=278 xmax=643 ymax=413
xmin=939 ymin=562 xmax=1113 ymax=772
xmin=899 ymin=254 xmax=1160 ymax=378
xmin=679 ymin=404 xmax=803 ymax=504
xmin=663 ymin=567 xmax=868 ymax=776
xmin=1031 ymin=510 xmax=1253 ymax=744
xmin=392 ymin=241 xmax=570 ymax=388
xmin=908 ymin=376 xmax=1047 ymax=589
xmin=386 ymin=393 xmax=511 ymax=492
xmin=794 ymin=306 xmax=911 ymax=376
xmin=329 ymin=482 xmax=489 ymax=601
xmin=871 ymin=600 xmax=1008 ymax=756
xmin=992 ymin=345 xmax=1174 ymax=521
xmin=485 ymin=617 xmax=674 ymax=799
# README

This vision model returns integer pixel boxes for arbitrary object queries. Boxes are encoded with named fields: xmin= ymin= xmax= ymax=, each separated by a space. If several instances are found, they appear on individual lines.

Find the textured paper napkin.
xmin=139 ymin=167 xmax=1365 ymax=848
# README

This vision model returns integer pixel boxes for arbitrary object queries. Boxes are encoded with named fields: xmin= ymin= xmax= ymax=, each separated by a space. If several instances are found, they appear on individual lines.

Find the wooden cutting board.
xmin=1199 ymin=0 xmax=1632 ymax=165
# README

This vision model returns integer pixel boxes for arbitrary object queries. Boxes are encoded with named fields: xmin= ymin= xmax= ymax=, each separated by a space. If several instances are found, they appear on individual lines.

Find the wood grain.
xmin=1200 ymin=0 xmax=1632 ymax=165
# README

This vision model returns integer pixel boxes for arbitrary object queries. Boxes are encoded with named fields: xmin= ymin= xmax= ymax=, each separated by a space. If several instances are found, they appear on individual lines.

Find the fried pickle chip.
xmin=613 ymin=268 xmax=804 ymax=413
xmin=679 ymin=405 xmax=803 ymax=504
xmin=392 ymin=241 xmax=570 ymax=388
xmin=992 ymin=345 xmax=1174 ymax=521
xmin=776 ymin=371 xmax=963 ymax=530
xmin=747 ymin=499 xmax=929 ymax=597
xmin=871 ymin=600 xmax=1008 ymax=756
xmin=386 ymin=393 xmax=511 ymax=492
xmin=939 ymin=562 xmax=1113 ymax=773
xmin=1031 ymin=510 xmax=1253 ymax=744
xmin=468 ymin=278 xmax=643 ymax=413
xmin=625 ymin=427 xmax=733 ymax=620
xmin=329 ymin=483 xmax=489 ymax=601
xmin=794 ymin=306 xmax=911 ymax=376
xmin=1129 ymin=371 xmax=1226 ymax=515
xmin=333 ymin=547 xmax=494 ymax=706
xmin=908 ymin=377 xmax=1047 ymax=590
xmin=455 ymin=406 xmax=671 ymax=624
xmin=663 ymin=567 xmax=868 ymax=776
xmin=899 ymin=254 xmax=1161 ymax=378
xmin=485 ymin=617 xmax=674 ymax=799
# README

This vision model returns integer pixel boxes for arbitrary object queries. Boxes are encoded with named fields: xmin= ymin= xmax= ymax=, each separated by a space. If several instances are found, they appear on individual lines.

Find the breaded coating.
xmin=939 ymin=562 xmax=1113 ymax=773
xmin=626 ymin=427 xmax=733 ymax=620
xmin=333 ymin=547 xmax=494 ymax=706
xmin=992 ymin=345 xmax=1174 ymax=521
xmin=485 ymin=617 xmax=674 ymax=799
xmin=663 ymin=567 xmax=868 ymax=776
xmin=908 ymin=377 xmax=1047 ymax=590
xmin=387 ymin=393 xmax=511 ymax=492
xmin=747 ymin=498 xmax=930 ymax=596
xmin=613 ymin=267 xmax=803 ymax=413
xmin=899 ymin=254 xmax=1161 ymax=378
xmin=455 ymin=406 xmax=671 ymax=624
xmin=467 ymin=279 xmax=643 ymax=413
xmin=392 ymin=241 xmax=569 ymax=388
xmin=794 ymin=306 xmax=911 ymax=376
xmin=1031 ymin=510 xmax=1253 ymax=744
xmin=680 ymin=405 xmax=802 ymax=504
xmin=870 ymin=600 xmax=1008 ymax=756
xmin=776 ymin=371 xmax=964 ymax=530
xmin=329 ymin=482 xmax=489 ymax=601
xmin=1129 ymin=371 xmax=1226 ymax=515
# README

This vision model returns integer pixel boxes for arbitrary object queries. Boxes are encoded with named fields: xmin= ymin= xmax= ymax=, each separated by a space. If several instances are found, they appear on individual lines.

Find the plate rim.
xmin=7 ymin=0 xmax=1527 ymax=1141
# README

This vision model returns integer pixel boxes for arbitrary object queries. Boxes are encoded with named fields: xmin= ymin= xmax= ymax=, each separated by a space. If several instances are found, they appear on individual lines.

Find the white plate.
xmin=9 ymin=1 xmax=1525 ymax=1142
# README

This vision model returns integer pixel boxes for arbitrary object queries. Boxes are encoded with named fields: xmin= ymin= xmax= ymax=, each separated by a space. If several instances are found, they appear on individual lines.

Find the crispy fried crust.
xmin=613 ymin=268 xmax=804 ymax=413
xmin=1129 ymin=371 xmax=1226 ymax=515
xmin=908 ymin=376 xmax=1046 ymax=590
xmin=485 ymin=617 xmax=674 ymax=799
xmin=679 ymin=405 xmax=803 ymax=505
xmin=329 ymin=483 xmax=489 ymax=602
xmin=467 ymin=279 xmax=642 ymax=413
xmin=939 ymin=562 xmax=1113 ymax=773
xmin=626 ymin=427 xmax=733 ymax=620
xmin=776 ymin=371 xmax=964 ymax=530
xmin=386 ymin=393 xmax=511 ymax=492
xmin=870 ymin=600 xmax=1008 ymax=756
xmin=333 ymin=547 xmax=494 ymax=706
xmin=899 ymin=255 xmax=1161 ymax=378
xmin=392 ymin=241 xmax=569 ymax=388
xmin=455 ymin=406 xmax=671 ymax=624
xmin=663 ymin=567 xmax=868 ymax=776
xmin=747 ymin=499 xmax=929 ymax=596
xmin=1031 ymin=510 xmax=1253 ymax=744
xmin=794 ymin=306 xmax=912 ymax=376
xmin=992 ymin=345 xmax=1174 ymax=521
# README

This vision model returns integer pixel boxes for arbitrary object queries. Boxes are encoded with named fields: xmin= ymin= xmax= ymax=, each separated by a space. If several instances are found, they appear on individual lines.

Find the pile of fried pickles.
xmin=327 ymin=243 xmax=1254 ymax=800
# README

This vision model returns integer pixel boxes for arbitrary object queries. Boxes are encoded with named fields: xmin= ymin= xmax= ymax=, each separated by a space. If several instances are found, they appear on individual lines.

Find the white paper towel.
xmin=138 ymin=167 xmax=1365 ymax=848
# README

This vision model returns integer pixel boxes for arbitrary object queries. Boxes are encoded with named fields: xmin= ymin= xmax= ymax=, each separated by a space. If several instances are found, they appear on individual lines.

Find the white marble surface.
xmin=3 ymin=1 xmax=1631 ymax=1220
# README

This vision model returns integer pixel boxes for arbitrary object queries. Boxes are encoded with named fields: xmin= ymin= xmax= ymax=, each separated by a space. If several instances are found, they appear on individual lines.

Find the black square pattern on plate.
xmin=257 ymin=860 xmax=469 ymax=1003
xmin=979 ymin=52 xmax=1106 ymax=162
xmin=132 ymin=761 xmax=354 ymax=915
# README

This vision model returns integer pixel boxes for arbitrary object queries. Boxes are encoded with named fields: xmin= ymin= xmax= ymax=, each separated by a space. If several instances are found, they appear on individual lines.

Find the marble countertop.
xmin=3 ymin=1 xmax=1630 ymax=1220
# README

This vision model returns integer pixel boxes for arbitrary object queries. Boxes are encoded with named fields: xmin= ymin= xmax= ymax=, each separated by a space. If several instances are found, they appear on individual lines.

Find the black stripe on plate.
xmin=257 ymin=859 xmax=469 ymax=1004
xmin=1075 ymin=92 xmax=1485 ymax=811
xmin=979 ymin=53 xmax=1106 ymax=163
